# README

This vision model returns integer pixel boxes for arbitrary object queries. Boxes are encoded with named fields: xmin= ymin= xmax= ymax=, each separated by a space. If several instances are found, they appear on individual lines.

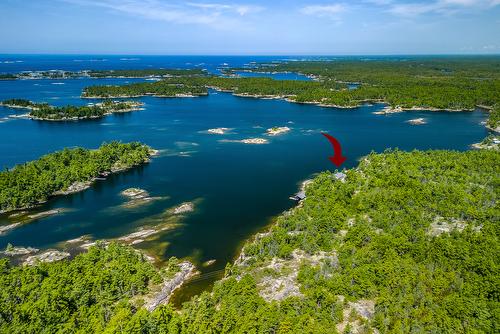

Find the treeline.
xmin=1 ymin=99 xmax=46 ymax=109
xmin=0 ymin=141 xmax=152 ymax=212
xmin=235 ymin=57 xmax=500 ymax=109
xmin=1 ymin=99 xmax=142 ymax=120
xmin=250 ymin=57 xmax=500 ymax=82
xmin=82 ymin=59 xmax=500 ymax=110
xmin=82 ymin=76 xmax=343 ymax=99
xmin=0 ymin=74 xmax=16 ymax=80
xmin=1 ymin=149 xmax=498 ymax=333
xmin=83 ymin=80 xmax=209 ymax=98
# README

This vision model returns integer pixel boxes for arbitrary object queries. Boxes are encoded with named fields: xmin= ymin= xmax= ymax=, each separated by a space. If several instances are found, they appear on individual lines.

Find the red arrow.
xmin=321 ymin=132 xmax=346 ymax=167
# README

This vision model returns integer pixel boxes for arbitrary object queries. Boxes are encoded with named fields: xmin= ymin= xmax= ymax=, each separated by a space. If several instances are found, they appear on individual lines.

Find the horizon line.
xmin=1 ymin=53 xmax=500 ymax=57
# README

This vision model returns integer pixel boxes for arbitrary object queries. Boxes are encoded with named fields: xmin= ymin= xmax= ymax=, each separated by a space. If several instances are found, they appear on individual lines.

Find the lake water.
xmin=0 ymin=55 xmax=489 ymax=305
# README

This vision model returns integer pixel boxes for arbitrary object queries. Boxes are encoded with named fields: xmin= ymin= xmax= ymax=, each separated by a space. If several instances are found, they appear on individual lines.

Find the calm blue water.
xmin=0 ymin=55 xmax=489 ymax=305
xmin=234 ymin=71 xmax=311 ymax=81
xmin=0 ymin=55 xmax=317 ymax=75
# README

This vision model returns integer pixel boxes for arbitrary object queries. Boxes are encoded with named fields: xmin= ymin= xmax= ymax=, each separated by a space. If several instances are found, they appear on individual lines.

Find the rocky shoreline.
xmin=82 ymin=92 xmax=208 ymax=99
xmin=144 ymin=261 xmax=198 ymax=311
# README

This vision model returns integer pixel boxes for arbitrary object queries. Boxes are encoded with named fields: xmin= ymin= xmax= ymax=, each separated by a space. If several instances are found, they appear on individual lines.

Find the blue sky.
xmin=1 ymin=0 xmax=499 ymax=54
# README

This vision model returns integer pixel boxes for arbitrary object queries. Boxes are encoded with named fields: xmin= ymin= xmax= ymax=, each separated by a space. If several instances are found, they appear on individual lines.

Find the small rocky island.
xmin=206 ymin=127 xmax=231 ymax=134
xmin=169 ymin=202 xmax=195 ymax=214
xmin=220 ymin=138 xmax=269 ymax=144
xmin=120 ymin=188 xmax=161 ymax=208
xmin=406 ymin=118 xmax=427 ymax=125
xmin=266 ymin=126 xmax=291 ymax=136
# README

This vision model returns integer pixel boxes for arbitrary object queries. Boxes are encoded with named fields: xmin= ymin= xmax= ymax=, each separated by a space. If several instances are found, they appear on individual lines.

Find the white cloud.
xmin=186 ymin=3 xmax=264 ymax=16
xmin=388 ymin=0 xmax=500 ymax=17
xmin=300 ymin=4 xmax=346 ymax=18
xmin=62 ymin=0 xmax=264 ymax=26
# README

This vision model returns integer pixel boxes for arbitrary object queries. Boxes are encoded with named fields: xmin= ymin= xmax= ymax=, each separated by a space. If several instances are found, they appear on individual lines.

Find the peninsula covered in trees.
xmin=0 ymin=141 xmax=154 ymax=213
xmin=1 ymin=99 xmax=143 ymax=120
xmin=82 ymin=57 xmax=500 ymax=111
xmin=0 ymin=149 xmax=498 ymax=333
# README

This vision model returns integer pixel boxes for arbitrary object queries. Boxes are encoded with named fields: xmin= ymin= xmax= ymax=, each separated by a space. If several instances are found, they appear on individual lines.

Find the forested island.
xmin=0 ymin=68 xmax=206 ymax=80
xmin=83 ymin=79 xmax=210 ymax=98
xmin=82 ymin=58 xmax=500 ymax=111
xmin=1 ymin=99 xmax=143 ymax=120
xmin=1 ymin=148 xmax=498 ymax=333
xmin=0 ymin=141 xmax=154 ymax=213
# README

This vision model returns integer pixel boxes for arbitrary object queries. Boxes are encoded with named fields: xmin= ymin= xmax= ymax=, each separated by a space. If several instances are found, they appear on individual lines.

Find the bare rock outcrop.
xmin=145 ymin=261 xmax=197 ymax=311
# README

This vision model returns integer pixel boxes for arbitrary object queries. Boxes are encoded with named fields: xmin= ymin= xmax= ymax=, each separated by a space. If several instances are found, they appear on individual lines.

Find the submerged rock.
xmin=119 ymin=229 xmax=157 ymax=242
xmin=27 ymin=209 xmax=60 ymax=220
xmin=241 ymin=138 xmax=269 ymax=144
xmin=66 ymin=236 xmax=88 ymax=244
xmin=0 ymin=223 xmax=21 ymax=235
xmin=119 ymin=188 xmax=162 ymax=208
xmin=24 ymin=250 xmax=70 ymax=266
xmin=170 ymin=202 xmax=195 ymax=214
xmin=406 ymin=118 xmax=427 ymax=125
xmin=202 ymin=259 xmax=216 ymax=267
xmin=8 ymin=211 xmax=28 ymax=218
xmin=2 ymin=246 xmax=39 ymax=256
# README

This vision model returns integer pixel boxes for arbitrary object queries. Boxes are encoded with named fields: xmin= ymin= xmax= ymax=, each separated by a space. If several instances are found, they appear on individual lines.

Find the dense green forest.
xmin=82 ymin=58 xmax=500 ymax=110
xmin=0 ymin=99 xmax=45 ymax=109
xmin=0 ymin=74 xmax=17 ymax=80
xmin=83 ymin=79 xmax=209 ymax=98
xmin=82 ymin=76 xmax=342 ymax=99
xmin=0 ymin=141 xmax=152 ymax=213
xmin=0 ymin=243 xmax=165 ymax=333
xmin=242 ymin=58 xmax=500 ymax=109
xmin=1 ymin=99 xmax=142 ymax=120
xmin=1 ymin=149 xmax=497 ymax=333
